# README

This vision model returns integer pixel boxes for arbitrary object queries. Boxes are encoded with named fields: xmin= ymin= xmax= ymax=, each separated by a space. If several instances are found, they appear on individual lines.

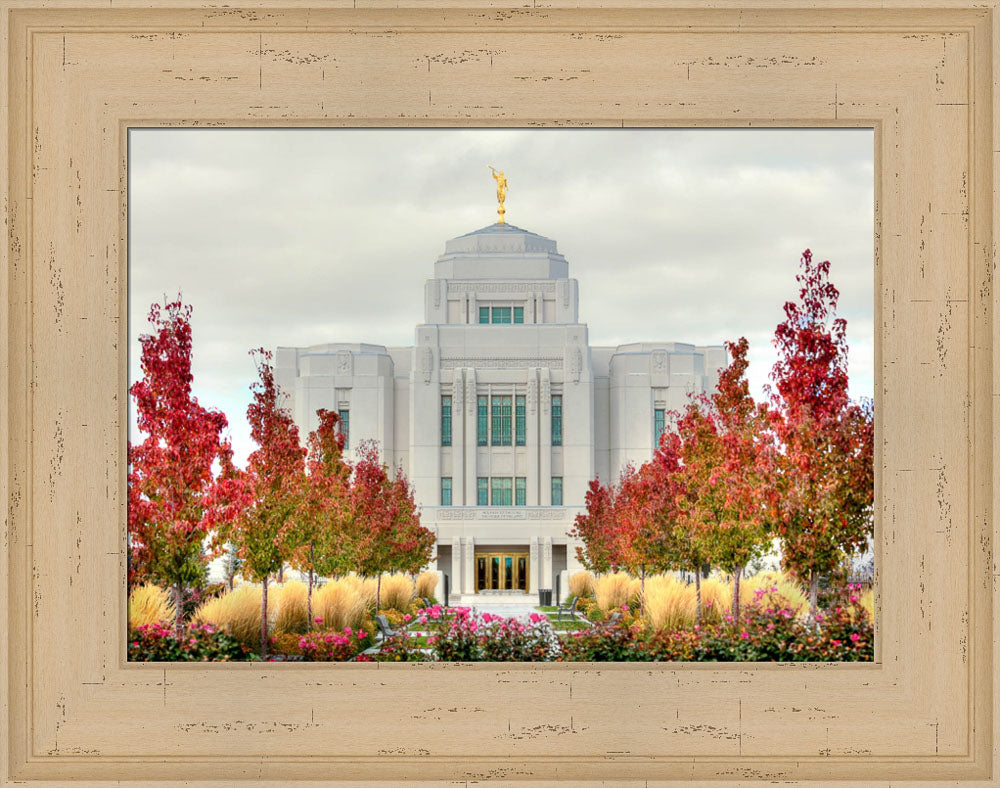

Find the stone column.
xmin=464 ymin=368 xmax=478 ymax=507
xmin=462 ymin=536 xmax=476 ymax=595
xmin=540 ymin=368 xmax=552 ymax=505
xmin=529 ymin=536 xmax=540 ymax=595
xmin=526 ymin=368 xmax=540 ymax=505
xmin=541 ymin=536 xmax=553 ymax=591
xmin=452 ymin=370 xmax=465 ymax=505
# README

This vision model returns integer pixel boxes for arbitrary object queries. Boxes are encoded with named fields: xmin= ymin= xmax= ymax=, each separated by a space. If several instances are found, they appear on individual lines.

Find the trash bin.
xmin=540 ymin=589 xmax=553 ymax=607
xmin=538 ymin=588 xmax=546 ymax=607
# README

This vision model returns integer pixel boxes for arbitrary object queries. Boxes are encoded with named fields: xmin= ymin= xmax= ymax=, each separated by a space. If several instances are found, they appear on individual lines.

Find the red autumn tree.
xmin=127 ymin=297 xmax=230 ymax=636
xmin=292 ymin=409 xmax=354 ymax=628
xmin=570 ymin=477 xmax=621 ymax=575
xmin=768 ymin=250 xmax=874 ymax=618
xmin=691 ymin=338 xmax=776 ymax=619
xmin=224 ymin=349 xmax=306 ymax=657
xmin=349 ymin=440 xmax=435 ymax=610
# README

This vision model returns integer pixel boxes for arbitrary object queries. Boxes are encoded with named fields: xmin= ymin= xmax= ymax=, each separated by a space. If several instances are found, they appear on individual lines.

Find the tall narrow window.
xmin=492 ymin=306 xmax=512 ymax=324
xmin=338 ymin=408 xmax=350 ymax=449
xmin=551 ymin=395 xmax=562 ymax=446
xmin=491 ymin=395 xmax=512 ymax=446
xmin=441 ymin=395 xmax=452 ymax=447
xmin=551 ymin=476 xmax=563 ymax=506
xmin=478 ymin=306 xmax=490 ymax=324
xmin=515 ymin=477 xmax=526 ymax=506
xmin=654 ymin=407 xmax=666 ymax=448
xmin=477 ymin=395 xmax=488 ymax=446
xmin=513 ymin=306 xmax=524 ymax=324
xmin=441 ymin=477 xmax=452 ymax=506
xmin=477 ymin=477 xmax=488 ymax=506
xmin=491 ymin=477 xmax=512 ymax=506
xmin=515 ymin=395 xmax=526 ymax=446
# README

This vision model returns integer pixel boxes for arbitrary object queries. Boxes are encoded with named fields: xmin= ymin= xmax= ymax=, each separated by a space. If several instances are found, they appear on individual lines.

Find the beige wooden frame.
xmin=1 ymin=2 xmax=996 ymax=786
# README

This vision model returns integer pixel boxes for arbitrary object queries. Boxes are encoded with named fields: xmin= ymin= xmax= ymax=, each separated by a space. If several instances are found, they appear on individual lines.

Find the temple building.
xmin=275 ymin=187 xmax=726 ymax=601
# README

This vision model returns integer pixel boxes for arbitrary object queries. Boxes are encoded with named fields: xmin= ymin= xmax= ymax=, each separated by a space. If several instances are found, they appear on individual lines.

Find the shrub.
xmin=128 ymin=621 xmax=252 ymax=662
xmin=418 ymin=606 xmax=560 ymax=662
xmin=739 ymin=571 xmax=808 ymax=618
xmin=128 ymin=583 xmax=175 ymax=631
xmin=569 ymin=570 xmax=596 ymax=599
xmin=297 ymin=626 xmax=371 ymax=661
xmin=373 ymin=633 xmax=433 ymax=662
xmin=273 ymin=581 xmax=309 ymax=634
xmin=270 ymin=632 xmax=304 ymax=657
xmin=415 ymin=570 xmax=438 ymax=600
xmin=558 ymin=620 xmax=644 ymax=662
xmin=314 ymin=579 xmax=368 ymax=632
xmin=378 ymin=608 xmax=409 ymax=629
xmin=643 ymin=575 xmax=695 ymax=631
xmin=379 ymin=573 xmax=416 ymax=612
xmin=192 ymin=584 xmax=266 ymax=650
xmin=594 ymin=572 xmax=633 ymax=614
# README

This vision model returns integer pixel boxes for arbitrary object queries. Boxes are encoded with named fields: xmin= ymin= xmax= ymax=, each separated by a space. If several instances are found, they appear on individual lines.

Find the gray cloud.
xmin=129 ymin=128 xmax=874 ymax=464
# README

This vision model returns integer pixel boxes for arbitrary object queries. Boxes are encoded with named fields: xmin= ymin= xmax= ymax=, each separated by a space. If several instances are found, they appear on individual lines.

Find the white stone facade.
xmin=275 ymin=221 xmax=726 ymax=599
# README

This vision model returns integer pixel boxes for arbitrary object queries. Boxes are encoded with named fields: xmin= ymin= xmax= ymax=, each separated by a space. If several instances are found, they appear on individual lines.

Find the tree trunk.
xmin=733 ymin=566 xmax=743 ymax=622
xmin=261 ymin=576 xmax=269 ymax=658
xmin=376 ymin=574 xmax=382 ymax=612
xmin=639 ymin=568 xmax=646 ymax=619
xmin=174 ymin=583 xmax=184 ymax=638
xmin=694 ymin=571 xmax=702 ymax=625
xmin=808 ymin=571 xmax=820 ymax=623
xmin=307 ymin=544 xmax=315 ymax=630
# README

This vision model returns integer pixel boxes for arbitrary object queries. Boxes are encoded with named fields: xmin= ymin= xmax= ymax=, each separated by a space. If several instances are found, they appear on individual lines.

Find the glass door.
xmin=475 ymin=552 xmax=529 ymax=592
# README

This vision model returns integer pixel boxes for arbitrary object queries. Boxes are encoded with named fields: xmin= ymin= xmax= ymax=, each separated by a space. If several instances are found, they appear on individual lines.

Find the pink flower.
xmin=403 ymin=614 xmax=411 ymax=621
xmin=529 ymin=613 xmax=546 ymax=623
xmin=767 ymin=622 xmax=774 ymax=630
xmin=621 ymin=604 xmax=629 ymax=611
xmin=324 ymin=635 xmax=333 ymax=643
xmin=740 ymin=631 xmax=749 ymax=639
xmin=430 ymin=610 xmax=441 ymax=619
xmin=131 ymin=641 xmax=139 ymax=648
xmin=850 ymin=595 xmax=859 ymax=603
xmin=314 ymin=617 xmax=323 ymax=624
xmin=831 ymin=639 xmax=841 ymax=647
xmin=725 ymin=614 xmax=733 ymax=622
xmin=849 ymin=632 xmax=860 ymax=643
xmin=344 ymin=627 xmax=352 ymax=636
xmin=693 ymin=624 xmax=700 ymax=631
xmin=358 ymin=630 xmax=367 ymax=639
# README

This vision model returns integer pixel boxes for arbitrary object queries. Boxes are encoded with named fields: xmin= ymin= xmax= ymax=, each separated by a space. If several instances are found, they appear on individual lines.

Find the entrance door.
xmin=475 ymin=552 xmax=529 ymax=592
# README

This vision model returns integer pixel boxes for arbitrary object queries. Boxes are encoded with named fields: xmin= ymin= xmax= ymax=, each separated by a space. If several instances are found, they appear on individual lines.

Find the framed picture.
xmin=2 ymin=2 xmax=996 ymax=785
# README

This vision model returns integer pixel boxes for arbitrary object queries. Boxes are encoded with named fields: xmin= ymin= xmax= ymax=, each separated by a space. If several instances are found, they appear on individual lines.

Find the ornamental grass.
xmin=273 ymin=580 xmax=309 ymax=635
xmin=192 ymin=584 xmax=266 ymax=650
xmin=593 ymin=572 xmax=633 ymax=614
xmin=128 ymin=583 xmax=175 ymax=631
xmin=697 ymin=577 xmax=730 ymax=624
xmin=568 ymin=570 xmax=596 ymax=599
xmin=337 ymin=574 xmax=378 ymax=612
xmin=643 ymin=575 xmax=696 ymax=631
xmin=379 ymin=573 xmax=416 ymax=612
xmin=314 ymin=579 xmax=368 ymax=632
xmin=739 ymin=571 xmax=808 ymax=618
xmin=415 ymin=570 xmax=438 ymax=600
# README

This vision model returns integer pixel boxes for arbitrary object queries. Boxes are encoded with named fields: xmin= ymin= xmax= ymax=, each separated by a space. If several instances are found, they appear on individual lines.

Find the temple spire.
xmin=488 ymin=165 xmax=507 ymax=224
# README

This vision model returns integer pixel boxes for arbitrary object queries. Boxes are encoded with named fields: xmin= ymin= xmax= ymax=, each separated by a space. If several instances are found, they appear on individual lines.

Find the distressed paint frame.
xmin=1 ymin=2 xmax=997 ymax=786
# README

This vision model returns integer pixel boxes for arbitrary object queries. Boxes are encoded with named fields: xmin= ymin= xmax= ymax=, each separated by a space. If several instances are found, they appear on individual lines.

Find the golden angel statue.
xmin=488 ymin=165 xmax=507 ymax=224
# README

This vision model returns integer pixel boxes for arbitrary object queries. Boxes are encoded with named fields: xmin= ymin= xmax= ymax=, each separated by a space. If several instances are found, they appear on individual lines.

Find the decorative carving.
xmin=466 ymin=373 xmax=476 ymax=416
xmin=527 ymin=376 xmax=538 ymax=415
xmin=541 ymin=379 xmax=551 ymax=414
xmin=568 ymin=347 xmax=582 ymax=384
xmin=335 ymin=350 xmax=352 ymax=375
xmin=432 ymin=508 xmax=572 ymax=521
xmin=651 ymin=349 xmax=668 ymax=373
xmin=453 ymin=376 xmax=463 ymax=414
xmin=418 ymin=346 xmax=433 ymax=384
xmin=447 ymin=282 xmax=556 ymax=294
xmin=441 ymin=357 xmax=562 ymax=370
xmin=433 ymin=279 xmax=442 ymax=308
xmin=543 ymin=539 xmax=552 ymax=563
xmin=559 ymin=280 xmax=570 ymax=308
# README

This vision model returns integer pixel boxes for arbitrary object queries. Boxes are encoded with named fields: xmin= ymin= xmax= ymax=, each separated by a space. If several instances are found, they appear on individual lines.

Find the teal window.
xmin=515 ymin=395 xmax=526 ymax=446
xmin=338 ymin=408 xmax=350 ymax=449
xmin=441 ymin=395 xmax=452 ymax=446
xmin=515 ymin=477 xmax=526 ymax=506
xmin=551 ymin=477 xmax=563 ymax=506
xmin=654 ymin=408 xmax=666 ymax=448
xmin=492 ymin=306 xmax=512 ymax=324
xmin=477 ymin=477 xmax=488 ymax=506
xmin=477 ymin=395 xmax=488 ymax=446
xmin=479 ymin=306 xmax=490 ymax=324
xmin=551 ymin=395 xmax=562 ymax=446
xmin=513 ymin=306 xmax=524 ymax=324
xmin=491 ymin=477 xmax=513 ymax=506
xmin=491 ymin=395 xmax=512 ymax=446
xmin=441 ymin=477 xmax=452 ymax=506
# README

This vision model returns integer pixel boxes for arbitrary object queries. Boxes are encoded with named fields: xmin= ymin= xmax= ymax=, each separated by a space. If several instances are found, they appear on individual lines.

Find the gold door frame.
xmin=475 ymin=551 xmax=530 ymax=593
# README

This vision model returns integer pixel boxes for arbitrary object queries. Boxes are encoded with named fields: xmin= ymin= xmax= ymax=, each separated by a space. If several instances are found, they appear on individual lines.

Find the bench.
xmin=556 ymin=596 xmax=581 ymax=621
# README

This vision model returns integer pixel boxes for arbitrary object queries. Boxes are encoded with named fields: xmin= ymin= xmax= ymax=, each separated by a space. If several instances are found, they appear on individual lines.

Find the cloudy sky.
xmin=128 ymin=128 xmax=874 ymax=466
